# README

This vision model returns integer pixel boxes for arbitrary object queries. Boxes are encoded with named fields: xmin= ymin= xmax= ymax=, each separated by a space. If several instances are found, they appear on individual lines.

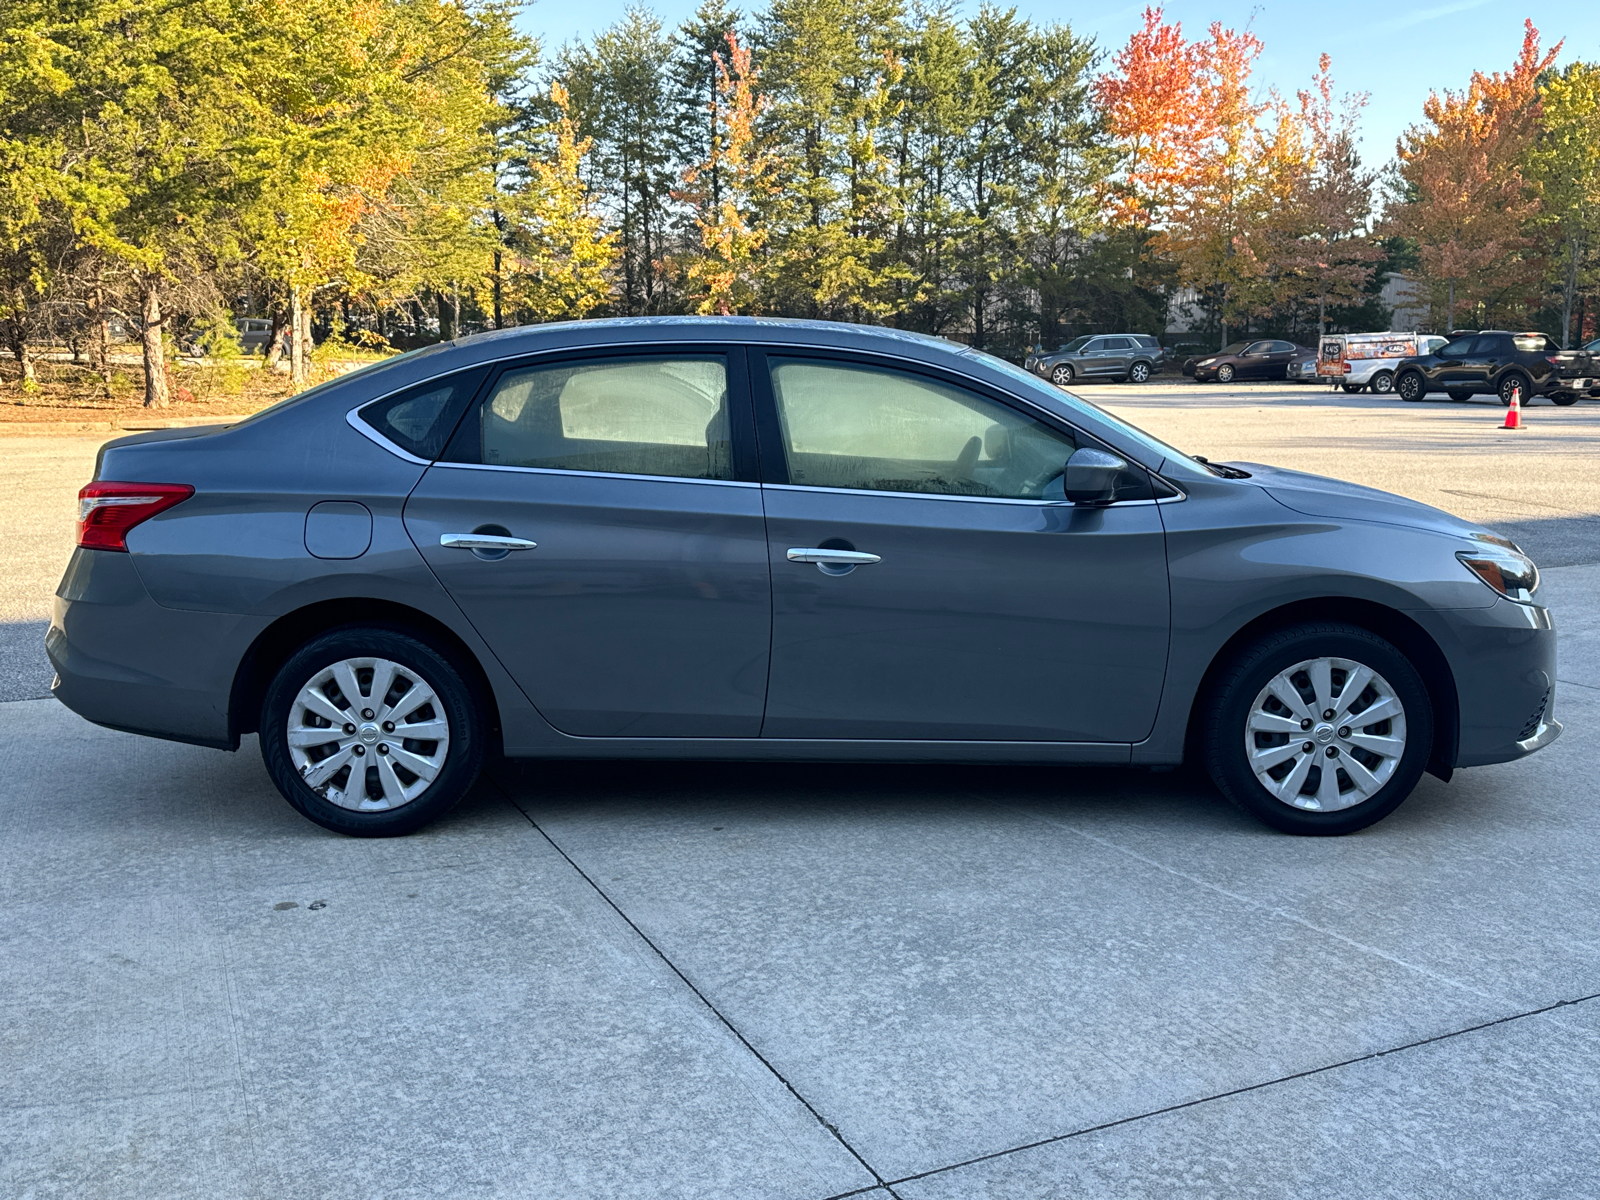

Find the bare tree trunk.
xmin=265 ymin=307 xmax=285 ymax=368
xmin=1560 ymin=233 xmax=1580 ymax=348
xmin=93 ymin=286 xmax=113 ymax=397
xmin=1317 ymin=290 xmax=1326 ymax=338
xmin=1445 ymin=278 xmax=1456 ymax=330
xmin=436 ymin=289 xmax=453 ymax=341
xmin=140 ymin=280 xmax=170 ymax=408
xmin=289 ymin=288 xmax=308 ymax=387
xmin=451 ymin=284 xmax=461 ymax=341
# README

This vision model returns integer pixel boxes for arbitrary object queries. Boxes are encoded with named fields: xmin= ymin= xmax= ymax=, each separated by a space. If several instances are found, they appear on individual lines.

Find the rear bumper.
xmin=47 ymin=549 xmax=245 ymax=750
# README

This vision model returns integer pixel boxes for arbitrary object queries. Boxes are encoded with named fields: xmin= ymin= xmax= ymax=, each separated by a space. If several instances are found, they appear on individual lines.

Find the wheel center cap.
xmin=358 ymin=723 xmax=381 ymax=745
xmin=1314 ymin=723 xmax=1336 ymax=745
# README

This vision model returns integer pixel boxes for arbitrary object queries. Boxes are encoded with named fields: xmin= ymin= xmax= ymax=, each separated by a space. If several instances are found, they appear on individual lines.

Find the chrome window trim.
xmin=429 ymin=459 xmax=759 ymax=489
xmin=346 ymin=408 xmax=431 ymax=465
xmin=761 ymin=482 xmax=1159 ymax=508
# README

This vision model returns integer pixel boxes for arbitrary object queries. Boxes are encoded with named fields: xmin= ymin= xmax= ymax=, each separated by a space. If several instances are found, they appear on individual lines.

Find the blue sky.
xmin=517 ymin=0 xmax=1600 ymax=170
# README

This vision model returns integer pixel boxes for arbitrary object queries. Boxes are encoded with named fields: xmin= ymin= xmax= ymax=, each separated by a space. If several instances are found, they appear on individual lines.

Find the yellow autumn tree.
xmin=506 ymin=83 xmax=616 ymax=322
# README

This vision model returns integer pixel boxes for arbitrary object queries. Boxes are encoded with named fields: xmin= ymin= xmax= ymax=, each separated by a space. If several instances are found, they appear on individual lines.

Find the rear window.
xmin=1513 ymin=334 xmax=1556 ymax=354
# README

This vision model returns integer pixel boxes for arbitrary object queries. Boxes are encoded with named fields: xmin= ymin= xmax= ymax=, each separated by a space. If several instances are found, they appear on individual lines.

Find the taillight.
xmin=77 ymin=482 xmax=194 ymax=551
xmin=1342 ymin=361 xmax=1351 ymax=373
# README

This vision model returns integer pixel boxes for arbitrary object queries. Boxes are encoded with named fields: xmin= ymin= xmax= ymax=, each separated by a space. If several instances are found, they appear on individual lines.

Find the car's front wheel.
xmin=1203 ymin=623 xmax=1433 ymax=835
xmin=1499 ymin=374 xmax=1532 ymax=406
xmin=1396 ymin=371 xmax=1427 ymax=402
xmin=1129 ymin=361 xmax=1152 ymax=383
xmin=1216 ymin=364 xmax=1235 ymax=383
xmin=260 ymin=627 xmax=485 ymax=836
xmin=1050 ymin=363 xmax=1075 ymax=385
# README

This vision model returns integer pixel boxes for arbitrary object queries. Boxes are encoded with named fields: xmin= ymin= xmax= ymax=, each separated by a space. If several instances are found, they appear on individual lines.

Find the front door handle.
xmin=441 ymin=533 xmax=538 ymax=551
xmin=787 ymin=547 xmax=881 ymax=565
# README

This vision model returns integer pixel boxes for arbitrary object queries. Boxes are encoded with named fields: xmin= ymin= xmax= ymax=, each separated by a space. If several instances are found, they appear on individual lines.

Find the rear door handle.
xmin=441 ymin=533 xmax=538 ymax=551
xmin=787 ymin=548 xmax=881 ymax=565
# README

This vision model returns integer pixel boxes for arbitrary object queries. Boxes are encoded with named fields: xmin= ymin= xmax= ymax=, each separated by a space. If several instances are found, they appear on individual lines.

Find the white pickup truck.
xmin=1317 ymin=332 xmax=1448 ymax=394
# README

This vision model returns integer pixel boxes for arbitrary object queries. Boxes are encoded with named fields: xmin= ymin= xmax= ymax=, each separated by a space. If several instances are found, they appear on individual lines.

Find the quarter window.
xmin=768 ymin=358 xmax=1079 ymax=500
xmin=474 ymin=356 xmax=732 ymax=480
xmin=1102 ymin=337 xmax=1133 ymax=350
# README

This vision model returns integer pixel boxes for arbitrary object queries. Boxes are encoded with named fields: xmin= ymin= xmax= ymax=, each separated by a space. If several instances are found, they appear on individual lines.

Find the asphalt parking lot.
xmin=4 ymin=381 xmax=1600 ymax=1198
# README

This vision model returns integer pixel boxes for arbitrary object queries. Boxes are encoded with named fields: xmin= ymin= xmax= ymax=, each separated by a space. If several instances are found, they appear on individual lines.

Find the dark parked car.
xmin=236 ymin=318 xmax=275 ymax=353
xmin=1190 ymin=339 xmax=1314 ymax=383
xmin=50 ymin=317 xmax=1559 ymax=839
xmin=1026 ymin=335 xmax=1165 ymax=385
xmin=1393 ymin=331 xmax=1596 ymax=405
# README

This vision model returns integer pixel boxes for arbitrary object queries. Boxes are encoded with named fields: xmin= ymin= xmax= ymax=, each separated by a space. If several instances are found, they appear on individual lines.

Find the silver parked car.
xmin=50 ymin=318 xmax=1558 ymax=838
xmin=1026 ymin=335 xmax=1166 ymax=385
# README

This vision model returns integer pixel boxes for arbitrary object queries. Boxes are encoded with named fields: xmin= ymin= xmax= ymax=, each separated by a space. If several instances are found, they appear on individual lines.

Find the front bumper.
xmin=1423 ymin=596 xmax=1561 ymax=768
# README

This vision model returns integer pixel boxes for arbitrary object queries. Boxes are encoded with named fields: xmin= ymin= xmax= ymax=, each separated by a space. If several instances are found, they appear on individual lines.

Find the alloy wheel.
xmin=1217 ymin=364 xmax=1234 ymax=383
xmin=1130 ymin=362 xmax=1151 ymax=383
xmin=1243 ymin=655 xmax=1407 ymax=812
xmin=1398 ymin=372 xmax=1425 ymax=402
xmin=1371 ymin=371 xmax=1394 ymax=394
xmin=287 ymin=656 xmax=451 ymax=811
xmin=1051 ymin=364 xmax=1074 ymax=385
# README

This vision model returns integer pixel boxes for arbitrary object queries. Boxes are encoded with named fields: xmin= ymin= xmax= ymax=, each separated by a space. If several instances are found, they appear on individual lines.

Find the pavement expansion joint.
xmin=489 ymin=776 xmax=902 ymax=1198
xmin=881 ymin=989 xmax=1600 ymax=1191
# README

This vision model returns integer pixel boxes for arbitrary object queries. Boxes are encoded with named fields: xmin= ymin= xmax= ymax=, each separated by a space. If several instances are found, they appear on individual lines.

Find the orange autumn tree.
xmin=1097 ymin=9 xmax=1293 ymax=347
xmin=1387 ymin=19 xmax=1560 ymax=329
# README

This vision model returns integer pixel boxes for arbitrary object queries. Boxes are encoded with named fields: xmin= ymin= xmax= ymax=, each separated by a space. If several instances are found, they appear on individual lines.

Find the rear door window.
xmin=1102 ymin=337 xmax=1133 ymax=350
xmin=1472 ymin=335 xmax=1512 ymax=356
xmin=456 ymin=356 xmax=735 ymax=481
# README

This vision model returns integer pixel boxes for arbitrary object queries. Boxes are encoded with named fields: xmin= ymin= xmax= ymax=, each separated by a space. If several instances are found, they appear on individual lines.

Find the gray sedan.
xmin=49 ymin=318 xmax=1558 ymax=838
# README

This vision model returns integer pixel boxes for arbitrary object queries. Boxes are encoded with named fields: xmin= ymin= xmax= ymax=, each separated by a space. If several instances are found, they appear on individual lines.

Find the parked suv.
xmin=1026 ymin=335 xmax=1165 ymax=385
xmin=1393 ymin=331 xmax=1596 ymax=405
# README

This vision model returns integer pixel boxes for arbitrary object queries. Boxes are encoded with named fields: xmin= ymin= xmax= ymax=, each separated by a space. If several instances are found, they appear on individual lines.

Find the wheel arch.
xmin=1183 ymin=597 xmax=1459 ymax=782
xmin=229 ymin=598 xmax=502 ymax=749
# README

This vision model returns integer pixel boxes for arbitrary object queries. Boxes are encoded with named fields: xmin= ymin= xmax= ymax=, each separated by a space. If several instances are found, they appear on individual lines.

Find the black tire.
xmin=1129 ymin=360 xmax=1152 ymax=383
xmin=1447 ymin=390 xmax=1472 ymax=403
xmin=1217 ymin=363 xmax=1235 ymax=383
xmin=1203 ymin=623 xmax=1434 ymax=836
xmin=1552 ymin=393 xmax=1578 ymax=406
xmin=1498 ymin=374 xmax=1531 ymax=406
xmin=1342 ymin=382 xmax=1363 ymax=394
xmin=1396 ymin=371 xmax=1427 ymax=402
xmin=260 ymin=626 xmax=485 ymax=837
xmin=1370 ymin=370 xmax=1394 ymax=394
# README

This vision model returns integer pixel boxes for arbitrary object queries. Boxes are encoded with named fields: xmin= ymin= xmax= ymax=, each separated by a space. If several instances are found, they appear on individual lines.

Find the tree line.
xmin=2 ymin=1 xmax=1596 ymax=407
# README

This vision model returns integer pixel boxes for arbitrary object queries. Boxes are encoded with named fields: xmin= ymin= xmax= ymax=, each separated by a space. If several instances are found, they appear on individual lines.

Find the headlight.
xmin=1456 ymin=534 xmax=1539 ymax=603
xmin=1199 ymin=358 xmax=1215 ymax=367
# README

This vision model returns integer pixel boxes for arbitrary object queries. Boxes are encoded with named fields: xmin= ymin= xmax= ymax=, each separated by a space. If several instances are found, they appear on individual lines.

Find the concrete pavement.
xmin=3 ymin=387 xmax=1600 ymax=1197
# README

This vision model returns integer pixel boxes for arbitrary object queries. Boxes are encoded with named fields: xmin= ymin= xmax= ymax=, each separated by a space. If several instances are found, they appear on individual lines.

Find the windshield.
xmin=1058 ymin=336 xmax=1092 ymax=353
xmin=961 ymin=350 xmax=1214 ymax=479
xmin=1209 ymin=343 xmax=1249 ymax=357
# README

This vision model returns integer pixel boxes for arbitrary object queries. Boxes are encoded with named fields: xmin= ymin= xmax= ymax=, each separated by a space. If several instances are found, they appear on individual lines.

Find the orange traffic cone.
xmin=1501 ymin=383 xmax=1523 ymax=430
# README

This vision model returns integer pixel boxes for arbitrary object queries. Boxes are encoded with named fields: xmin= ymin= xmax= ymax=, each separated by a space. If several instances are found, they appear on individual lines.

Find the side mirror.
xmin=1063 ymin=447 xmax=1127 ymax=505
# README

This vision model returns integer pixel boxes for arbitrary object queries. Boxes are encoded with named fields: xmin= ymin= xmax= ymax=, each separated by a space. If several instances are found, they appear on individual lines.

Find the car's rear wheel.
xmin=1447 ymin=390 xmax=1472 ymax=403
xmin=1203 ymin=623 xmax=1433 ymax=835
xmin=1371 ymin=370 xmax=1394 ymax=394
xmin=1342 ymin=382 xmax=1363 ymax=394
xmin=1396 ymin=371 xmax=1426 ymax=401
xmin=260 ymin=627 xmax=485 ymax=836
xmin=1552 ymin=393 xmax=1578 ymax=406
xmin=1050 ymin=363 xmax=1074 ymax=385
xmin=1499 ymin=374 xmax=1531 ymax=406
xmin=1217 ymin=364 xmax=1235 ymax=383
xmin=1129 ymin=361 xmax=1152 ymax=383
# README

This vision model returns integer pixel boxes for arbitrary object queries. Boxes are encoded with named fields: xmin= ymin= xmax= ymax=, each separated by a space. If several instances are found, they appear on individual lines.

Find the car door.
xmin=403 ymin=348 xmax=773 ymax=737
xmin=1236 ymin=341 xmax=1274 ymax=379
xmin=1098 ymin=336 xmax=1134 ymax=377
xmin=1456 ymin=335 xmax=1508 ymax=392
xmin=1430 ymin=335 xmax=1477 ymax=387
xmin=751 ymin=351 xmax=1171 ymax=743
xmin=1074 ymin=337 xmax=1107 ymax=377
xmin=1266 ymin=341 xmax=1298 ymax=378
